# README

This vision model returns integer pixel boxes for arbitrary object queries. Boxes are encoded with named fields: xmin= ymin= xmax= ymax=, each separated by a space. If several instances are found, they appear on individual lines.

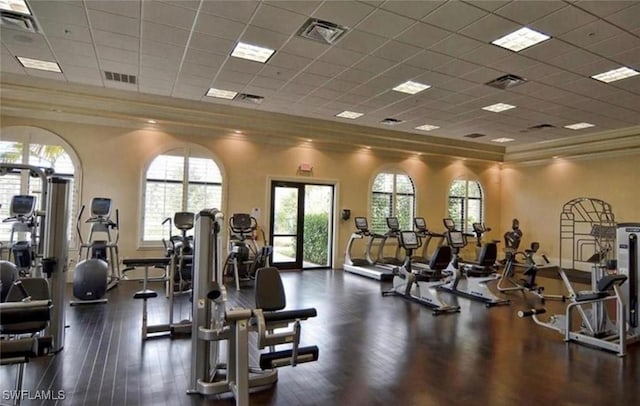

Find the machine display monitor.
xmin=231 ymin=213 xmax=253 ymax=230
xmin=91 ymin=197 xmax=112 ymax=217
xmin=414 ymin=217 xmax=426 ymax=230
xmin=355 ymin=217 xmax=368 ymax=230
xmin=10 ymin=195 xmax=36 ymax=217
xmin=174 ymin=212 xmax=195 ymax=230
xmin=400 ymin=231 xmax=420 ymax=249
xmin=448 ymin=231 xmax=466 ymax=247
xmin=443 ymin=218 xmax=456 ymax=231
xmin=387 ymin=217 xmax=400 ymax=230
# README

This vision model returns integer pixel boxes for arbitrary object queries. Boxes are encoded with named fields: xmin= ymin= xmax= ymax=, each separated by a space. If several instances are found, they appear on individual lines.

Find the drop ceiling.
xmin=1 ymin=0 xmax=640 ymax=148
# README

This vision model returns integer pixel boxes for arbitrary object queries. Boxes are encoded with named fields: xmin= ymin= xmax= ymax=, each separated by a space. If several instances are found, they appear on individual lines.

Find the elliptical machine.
xmin=2 ymin=195 xmax=39 ymax=276
xmin=223 ymin=213 xmax=272 ymax=290
xmin=382 ymin=230 xmax=460 ymax=315
xmin=439 ymin=218 xmax=509 ymax=307
xmin=163 ymin=212 xmax=195 ymax=293
xmin=71 ymin=197 xmax=120 ymax=305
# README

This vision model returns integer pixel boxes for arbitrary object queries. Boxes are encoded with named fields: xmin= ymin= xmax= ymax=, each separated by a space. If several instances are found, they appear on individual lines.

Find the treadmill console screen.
xmin=387 ymin=217 xmax=399 ymax=230
xmin=443 ymin=218 xmax=456 ymax=231
xmin=400 ymin=231 xmax=420 ymax=249
xmin=414 ymin=217 xmax=426 ymax=230
xmin=448 ymin=231 xmax=466 ymax=247
xmin=355 ymin=217 xmax=368 ymax=230
xmin=10 ymin=195 xmax=36 ymax=217
xmin=91 ymin=197 xmax=112 ymax=217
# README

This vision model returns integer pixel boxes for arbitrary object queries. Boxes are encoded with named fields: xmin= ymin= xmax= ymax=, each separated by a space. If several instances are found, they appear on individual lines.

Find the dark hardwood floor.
xmin=2 ymin=270 xmax=639 ymax=405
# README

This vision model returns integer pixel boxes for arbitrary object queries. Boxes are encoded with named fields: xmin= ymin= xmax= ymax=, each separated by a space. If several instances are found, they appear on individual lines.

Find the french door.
xmin=269 ymin=181 xmax=334 ymax=270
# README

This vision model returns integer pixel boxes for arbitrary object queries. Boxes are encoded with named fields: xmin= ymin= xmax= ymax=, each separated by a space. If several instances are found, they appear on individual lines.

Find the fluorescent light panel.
xmin=206 ymin=88 xmax=237 ymax=99
xmin=16 ymin=56 xmax=61 ymax=72
xmin=392 ymin=80 xmax=430 ymax=95
xmin=0 ymin=0 xmax=30 ymax=14
xmin=231 ymin=42 xmax=275 ymax=63
xmin=415 ymin=124 xmax=439 ymax=131
xmin=336 ymin=110 xmax=363 ymax=119
xmin=491 ymin=137 xmax=515 ymax=143
xmin=492 ymin=27 xmax=550 ymax=52
xmin=591 ymin=67 xmax=640 ymax=83
xmin=482 ymin=103 xmax=516 ymax=112
xmin=564 ymin=122 xmax=595 ymax=130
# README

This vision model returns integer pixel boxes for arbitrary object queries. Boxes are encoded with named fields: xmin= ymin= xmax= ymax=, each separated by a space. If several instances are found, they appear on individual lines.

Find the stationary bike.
xmin=383 ymin=230 xmax=460 ymax=315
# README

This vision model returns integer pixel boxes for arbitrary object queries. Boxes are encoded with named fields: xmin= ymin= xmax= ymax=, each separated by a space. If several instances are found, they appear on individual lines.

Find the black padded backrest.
xmin=477 ymin=243 xmax=498 ymax=267
xmin=2 ymin=278 xmax=50 ymax=334
xmin=429 ymin=245 xmax=452 ymax=271
xmin=255 ymin=267 xmax=286 ymax=312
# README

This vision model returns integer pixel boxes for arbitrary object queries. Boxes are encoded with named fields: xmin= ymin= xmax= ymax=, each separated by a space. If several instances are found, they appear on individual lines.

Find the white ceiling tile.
xmin=183 ymin=49 xmax=226 ymax=68
xmin=422 ymin=1 xmax=487 ymax=32
xmin=172 ymin=83 xmax=206 ymax=99
xmin=143 ymin=1 xmax=197 ymax=29
xmin=465 ymin=1 xmax=511 ymax=12
xmin=352 ymin=55 xmax=396 ymax=74
xmin=3 ymin=36 xmax=55 ymax=61
xmin=336 ymin=68 xmax=373 ymax=84
xmin=280 ymin=37 xmax=329 ymax=59
xmin=194 ymin=13 xmax=246 ymax=40
xmin=241 ymin=25 xmax=289 ymax=50
xmin=268 ymin=51 xmax=313 ymax=70
xmin=141 ymin=21 xmax=190 ymax=47
xmin=604 ymin=3 xmax=640 ymax=30
xmin=561 ymin=78 xmax=621 ymax=98
xmin=140 ymin=67 xmax=177 ymax=81
xmin=536 ymin=70 xmax=584 ymax=87
xmin=292 ymin=72 xmax=330 ymax=87
xmin=611 ymin=47 xmax=640 ymax=67
xmin=1 ymin=50 xmax=25 ymax=74
xmin=312 ymin=1 xmax=376 ymax=27
xmin=250 ymin=75 xmax=286 ymax=90
xmin=305 ymin=60 xmax=345 ymax=78
xmin=405 ymin=50 xmax=453 ymax=70
xmin=373 ymin=40 xmax=421 ymax=62
xmin=438 ymin=78 xmax=478 ymax=93
xmin=87 ymin=9 xmax=139 ymax=38
xmin=460 ymin=66 xmax=505 ymax=84
xmin=429 ymin=35 xmax=483 ymax=57
xmin=335 ymin=92 xmax=365 ymax=105
xmin=569 ymin=57 xmax=620 ymax=77
xmin=322 ymin=78 xmax=359 ymax=92
xmin=395 ymin=22 xmax=451 ymax=49
xmin=208 ymin=80 xmax=243 ymax=92
xmin=242 ymin=85 xmax=277 ymax=98
xmin=24 ymin=70 xmax=66 ymax=80
xmin=357 ymin=9 xmax=415 ymax=38
xmin=549 ymin=48 xmax=602 ymax=71
xmin=36 ymin=20 xmax=92 ymax=42
xmin=57 ymin=53 xmax=99 ymax=70
xmin=433 ymin=59 xmax=483 ymax=77
xmin=176 ymin=74 xmax=210 ymax=88
xmin=530 ymin=5 xmax=598 ymax=36
xmin=413 ymin=70 xmax=455 ymax=87
xmin=279 ymin=82 xmax=317 ymax=96
xmin=29 ymin=2 xmax=88 ymax=26
xmin=337 ymin=29 xmax=388 ymax=54
xmin=380 ymin=1 xmax=445 ymax=19
xmin=2 ymin=29 xmax=50 ymax=52
xmin=309 ymin=87 xmax=342 ymax=100
xmin=187 ymin=33 xmax=234 ymax=55
xmin=520 ymin=40 xmax=579 ymax=61
xmin=96 ymin=45 xmax=139 ymax=64
xmin=559 ymin=20 xmax=625 ymax=48
xmin=318 ymin=47 xmax=365 ymax=67
xmin=576 ymin=1 xmax=636 ymax=17
xmin=382 ymin=63 xmax=426 ymax=81
xmin=141 ymin=40 xmax=185 ymax=60
xmin=160 ymin=1 xmax=201 ymax=11
xmin=587 ymin=34 xmax=640 ymax=58
xmin=216 ymin=69 xmax=255 ymax=85
xmin=199 ymin=1 xmax=260 ymax=23
xmin=458 ymin=14 xmax=521 ymax=42
xmin=86 ymin=1 xmax=141 ymax=18
xmin=265 ymin=1 xmax=322 ymax=15
xmin=349 ymin=83 xmax=384 ymax=98
xmin=59 ymin=64 xmax=101 ymax=81
xmin=93 ymin=30 xmax=139 ymax=52
xmin=224 ymin=58 xmax=265 ymax=75
xmin=180 ymin=62 xmax=218 ymax=79
xmin=251 ymin=4 xmax=308 ymax=35
xmin=494 ymin=1 xmax=566 ymax=24
xmin=460 ymin=44 xmax=512 ymax=66
xmin=257 ymin=65 xmax=298 ymax=81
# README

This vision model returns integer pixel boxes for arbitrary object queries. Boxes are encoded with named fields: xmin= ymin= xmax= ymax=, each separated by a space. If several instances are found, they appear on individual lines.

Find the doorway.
xmin=269 ymin=181 xmax=334 ymax=270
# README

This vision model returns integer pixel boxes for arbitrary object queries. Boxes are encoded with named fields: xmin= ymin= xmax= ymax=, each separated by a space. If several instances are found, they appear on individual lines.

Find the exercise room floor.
xmin=2 ymin=270 xmax=639 ymax=406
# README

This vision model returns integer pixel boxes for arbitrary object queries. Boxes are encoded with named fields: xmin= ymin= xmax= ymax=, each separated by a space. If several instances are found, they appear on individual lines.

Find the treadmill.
xmin=413 ymin=217 xmax=445 ymax=263
xmin=343 ymin=217 xmax=394 ymax=281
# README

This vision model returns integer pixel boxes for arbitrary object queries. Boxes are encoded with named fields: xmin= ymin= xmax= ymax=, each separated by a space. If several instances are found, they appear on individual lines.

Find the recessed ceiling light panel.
xmin=591 ymin=66 xmax=640 ymax=83
xmin=491 ymin=137 xmax=515 ymax=143
xmin=392 ymin=80 xmax=431 ymax=95
xmin=231 ymin=42 xmax=275 ymax=63
xmin=206 ymin=88 xmax=238 ymax=99
xmin=0 ymin=0 xmax=30 ymax=15
xmin=482 ymin=103 xmax=516 ymax=112
xmin=336 ymin=110 xmax=363 ymax=119
xmin=564 ymin=122 xmax=595 ymax=130
xmin=16 ymin=56 xmax=61 ymax=72
xmin=415 ymin=124 xmax=439 ymax=131
xmin=491 ymin=27 xmax=550 ymax=52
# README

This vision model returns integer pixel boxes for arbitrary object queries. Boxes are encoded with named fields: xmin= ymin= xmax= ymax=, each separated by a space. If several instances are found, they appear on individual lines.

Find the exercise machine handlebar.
xmin=518 ymin=308 xmax=547 ymax=318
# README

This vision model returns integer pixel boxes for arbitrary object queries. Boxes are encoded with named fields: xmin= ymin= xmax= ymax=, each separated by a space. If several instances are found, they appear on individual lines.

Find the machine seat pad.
xmin=596 ymin=274 xmax=627 ymax=292
xmin=259 ymin=345 xmax=319 ymax=370
xmin=0 ymin=336 xmax=52 ymax=363
xmin=576 ymin=291 xmax=608 ymax=302
xmin=263 ymin=308 xmax=317 ymax=323
xmin=122 ymin=257 xmax=170 ymax=267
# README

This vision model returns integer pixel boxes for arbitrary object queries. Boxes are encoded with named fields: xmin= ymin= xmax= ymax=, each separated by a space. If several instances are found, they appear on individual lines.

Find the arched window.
xmin=0 ymin=127 xmax=80 ymax=246
xmin=448 ymin=179 xmax=483 ymax=233
xmin=141 ymin=146 xmax=223 ymax=243
xmin=370 ymin=172 xmax=415 ymax=234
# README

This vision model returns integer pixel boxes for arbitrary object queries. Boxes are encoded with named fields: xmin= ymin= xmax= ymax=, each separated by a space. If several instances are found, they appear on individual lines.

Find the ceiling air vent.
xmin=485 ymin=74 xmax=527 ymax=90
xmin=298 ymin=18 xmax=348 ymax=45
xmin=381 ymin=118 xmax=403 ymax=126
xmin=104 ymin=71 xmax=137 ymax=84
xmin=464 ymin=133 xmax=486 ymax=139
xmin=236 ymin=93 xmax=264 ymax=105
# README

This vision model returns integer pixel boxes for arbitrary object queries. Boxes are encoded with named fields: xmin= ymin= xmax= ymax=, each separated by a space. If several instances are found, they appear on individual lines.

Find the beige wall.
xmin=500 ymin=154 xmax=640 ymax=264
xmin=1 ymin=116 xmax=502 ymax=269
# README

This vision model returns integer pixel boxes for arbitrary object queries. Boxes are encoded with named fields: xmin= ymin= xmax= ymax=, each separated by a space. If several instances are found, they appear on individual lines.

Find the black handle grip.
xmin=518 ymin=308 xmax=546 ymax=318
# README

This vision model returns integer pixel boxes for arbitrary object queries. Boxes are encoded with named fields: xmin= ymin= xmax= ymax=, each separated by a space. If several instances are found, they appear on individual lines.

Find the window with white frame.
xmin=142 ymin=147 xmax=222 ymax=243
xmin=448 ymin=179 xmax=483 ymax=233
xmin=370 ymin=172 xmax=415 ymax=234
xmin=0 ymin=128 xmax=79 ymax=246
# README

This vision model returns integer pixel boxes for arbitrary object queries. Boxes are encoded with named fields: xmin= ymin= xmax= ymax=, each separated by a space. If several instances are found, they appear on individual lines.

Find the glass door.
xmin=269 ymin=181 xmax=334 ymax=270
